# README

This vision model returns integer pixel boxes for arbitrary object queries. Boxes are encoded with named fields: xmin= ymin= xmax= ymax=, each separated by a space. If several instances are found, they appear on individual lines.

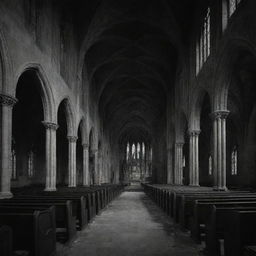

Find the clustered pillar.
xmin=82 ymin=143 xmax=90 ymax=186
xmin=174 ymin=142 xmax=184 ymax=185
xmin=93 ymin=149 xmax=99 ymax=185
xmin=68 ymin=136 xmax=77 ymax=187
xmin=212 ymin=110 xmax=229 ymax=191
xmin=167 ymin=147 xmax=173 ymax=184
xmin=189 ymin=130 xmax=200 ymax=186
xmin=43 ymin=121 xmax=58 ymax=191
xmin=0 ymin=94 xmax=17 ymax=198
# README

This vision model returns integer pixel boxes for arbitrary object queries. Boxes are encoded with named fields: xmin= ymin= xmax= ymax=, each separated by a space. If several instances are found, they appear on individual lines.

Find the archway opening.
xmin=199 ymin=93 xmax=213 ymax=186
xmin=12 ymin=70 xmax=45 ymax=188
xmin=76 ymin=122 xmax=83 ymax=186
xmin=89 ymin=129 xmax=95 ymax=185
xmin=226 ymin=51 xmax=256 ymax=188
xmin=57 ymin=100 xmax=69 ymax=186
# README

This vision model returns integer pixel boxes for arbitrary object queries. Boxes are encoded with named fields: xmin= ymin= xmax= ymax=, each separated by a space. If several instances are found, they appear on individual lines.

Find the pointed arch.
xmin=189 ymin=88 xmax=212 ymax=131
xmin=0 ymin=28 xmax=13 ymax=94
xmin=77 ymin=116 xmax=87 ymax=145
xmin=175 ymin=110 xmax=188 ymax=143
xmin=14 ymin=63 xmax=55 ymax=122
xmin=57 ymin=97 xmax=75 ymax=136
xmin=213 ymin=38 xmax=256 ymax=111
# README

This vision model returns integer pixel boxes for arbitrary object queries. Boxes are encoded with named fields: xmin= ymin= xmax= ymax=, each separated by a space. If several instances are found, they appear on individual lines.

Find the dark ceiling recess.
xmin=75 ymin=0 xmax=195 ymax=144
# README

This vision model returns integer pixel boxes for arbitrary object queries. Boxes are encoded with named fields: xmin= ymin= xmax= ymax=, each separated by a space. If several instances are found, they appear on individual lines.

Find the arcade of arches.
xmin=0 ymin=0 xmax=256 ymax=197
xmin=2 ymin=1 xmax=256 ymax=255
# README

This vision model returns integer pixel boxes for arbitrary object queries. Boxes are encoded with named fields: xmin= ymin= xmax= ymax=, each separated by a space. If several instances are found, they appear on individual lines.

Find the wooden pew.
xmin=191 ymin=199 xmax=256 ymax=243
xmin=0 ymin=199 xmax=76 ymax=243
xmin=0 ymin=206 xmax=56 ymax=256
xmin=179 ymin=193 xmax=256 ymax=228
xmin=0 ymin=225 xmax=12 ymax=256
xmin=224 ymin=210 xmax=256 ymax=256
xmin=17 ymin=194 xmax=87 ymax=230
xmin=56 ymin=188 xmax=97 ymax=220
xmin=205 ymin=205 xmax=256 ymax=256
xmin=244 ymin=246 xmax=256 ymax=256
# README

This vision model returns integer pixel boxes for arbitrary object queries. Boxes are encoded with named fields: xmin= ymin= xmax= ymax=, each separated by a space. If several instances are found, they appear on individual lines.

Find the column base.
xmin=68 ymin=185 xmax=77 ymax=188
xmin=213 ymin=186 xmax=228 ymax=191
xmin=82 ymin=185 xmax=90 ymax=187
xmin=189 ymin=184 xmax=200 ymax=187
xmin=0 ymin=191 xmax=13 ymax=199
xmin=44 ymin=187 xmax=57 ymax=192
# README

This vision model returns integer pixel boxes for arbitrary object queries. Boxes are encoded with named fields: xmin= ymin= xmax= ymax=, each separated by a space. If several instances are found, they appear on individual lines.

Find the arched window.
xmin=231 ymin=146 xmax=238 ymax=175
xmin=142 ymin=143 xmax=145 ymax=159
xmin=11 ymin=149 xmax=17 ymax=180
xmin=222 ymin=0 xmax=243 ymax=31
xmin=196 ymin=7 xmax=210 ymax=74
xmin=209 ymin=155 xmax=212 ymax=175
xmin=126 ymin=143 xmax=130 ymax=161
xmin=137 ymin=143 xmax=140 ymax=159
xmin=182 ymin=155 xmax=186 ymax=168
xmin=132 ymin=143 xmax=136 ymax=159
xmin=229 ymin=0 xmax=242 ymax=17
xmin=28 ymin=150 xmax=35 ymax=178
xmin=150 ymin=147 xmax=153 ymax=161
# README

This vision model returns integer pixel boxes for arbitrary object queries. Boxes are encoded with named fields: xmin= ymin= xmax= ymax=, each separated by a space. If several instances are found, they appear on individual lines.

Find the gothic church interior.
xmin=0 ymin=0 xmax=256 ymax=255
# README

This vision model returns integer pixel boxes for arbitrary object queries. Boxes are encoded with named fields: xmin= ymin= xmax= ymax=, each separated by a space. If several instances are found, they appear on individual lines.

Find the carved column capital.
xmin=211 ymin=110 xmax=230 ymax=120
xmin=82 ymin=143 xmax=89 ymax=149
xmin=188 ymin=129 xmax=201 ymax=136
xmin=67 ymin=136 xmax=78 ymax=143
xmin=0 ymin=94 xmax=18 ymax=107
xmin=91 ymin=149 xmax=98 ymax=154
xmin=175 ymin=142 xmax=184 ymax=148
xmin=42 ymin=121 xmax=59 ymax=130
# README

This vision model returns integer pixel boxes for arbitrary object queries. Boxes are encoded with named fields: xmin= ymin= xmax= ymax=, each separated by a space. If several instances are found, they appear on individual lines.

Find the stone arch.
xmin=213 ymin=38 xmax=256 ymax=111
xmin=57 ymin=97 xmax=75 ymax=136
xmin=88 ymin=127 xmax=96 ymax=184
xmin=175 ymin=110 xmax=188 ymax=143
xmin=88 ymin=126 xmax=96 ymax=150
xmin=14 ymin=64 xmax=55 ymax=122
xmin=0 ymin=28 xmax=13 ymax=94
xmin=12 ymin=69 xmax=47 ymax=186
xmin=76 ymin=116 xmax=87 ymax=145
xmin=189 ymin=87 xmax=212 ymax=131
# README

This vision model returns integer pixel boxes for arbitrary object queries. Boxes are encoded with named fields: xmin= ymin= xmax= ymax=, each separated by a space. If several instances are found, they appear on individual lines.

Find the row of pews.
xmin=0 ymin=184 xmax=124 ymax=256
xmin=142 ymin=183 xmax=256 ymax=256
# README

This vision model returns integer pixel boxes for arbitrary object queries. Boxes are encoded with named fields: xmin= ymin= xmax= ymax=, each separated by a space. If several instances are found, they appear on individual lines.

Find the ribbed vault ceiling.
xmin=80 ymin=0 xmax=192 ymax=143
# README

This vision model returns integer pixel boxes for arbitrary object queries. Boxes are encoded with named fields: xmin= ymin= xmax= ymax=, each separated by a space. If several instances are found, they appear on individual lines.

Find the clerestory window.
xmin=196 ymin=7 xmax=211 ymax=75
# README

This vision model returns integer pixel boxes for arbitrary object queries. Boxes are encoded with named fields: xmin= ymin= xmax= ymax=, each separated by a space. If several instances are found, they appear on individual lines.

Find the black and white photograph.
xmin=0 ymin=0 xmax=255 ymax=255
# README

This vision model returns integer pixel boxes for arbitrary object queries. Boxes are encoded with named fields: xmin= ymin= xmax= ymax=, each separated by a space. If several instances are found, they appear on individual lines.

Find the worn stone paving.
xmin=59 ymin=191 xmax=202 ymax=256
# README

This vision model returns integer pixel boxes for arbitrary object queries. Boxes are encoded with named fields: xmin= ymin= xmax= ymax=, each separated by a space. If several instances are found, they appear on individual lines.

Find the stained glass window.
xmin=126 ymin=143 xmax=130 ymax=160
xmin=231 ymin=146 xmax=238 ymax=175
xmin=28 ymin=151 xmax=34 ymax=178
xmin=196 ymin=7 xmax=210 ymax=75
xmin=11 ymin=149 xmax=17 ymax=180
xmin=209 ymin=155 xmax=212 ymax=175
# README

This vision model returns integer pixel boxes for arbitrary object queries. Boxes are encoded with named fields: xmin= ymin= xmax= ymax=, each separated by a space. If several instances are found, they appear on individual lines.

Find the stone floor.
xmin=59 ymin=191 xmax=203 ymax=256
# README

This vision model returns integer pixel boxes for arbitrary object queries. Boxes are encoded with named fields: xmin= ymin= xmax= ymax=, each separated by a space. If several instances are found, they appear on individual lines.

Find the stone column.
xmin=174 ymin=142 xmax=184 ymax=185
xmin=188 ymin=130 xmax=200 ymax=186
xmin=0 ymin=94 xmax=17 ymax=198
xmin=98 ymin=150 xmax=102 ymax=184
xmin=42 ymin=122 xmax=58 ymax=191
xmin=82 ymin=143 xmax=90 ymax=186
xmin=67 ymin=136 xmax=78 ymax=187
xmin=92 ymin=149 xmax=99 ymax=185
xmin=212 ymin=110 xmax=229 ymax=191
xmin=167 ymin=148 xmax=173 ymax=184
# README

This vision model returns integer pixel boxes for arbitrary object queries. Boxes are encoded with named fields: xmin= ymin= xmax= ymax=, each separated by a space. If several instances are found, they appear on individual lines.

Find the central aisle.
xmin=62 ymin=192 xmax=201 ymax=256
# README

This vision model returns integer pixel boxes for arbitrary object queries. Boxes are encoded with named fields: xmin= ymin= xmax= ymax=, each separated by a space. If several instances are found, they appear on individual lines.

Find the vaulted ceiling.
xmin=71 ymin=0 xmax=196 ymax=144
